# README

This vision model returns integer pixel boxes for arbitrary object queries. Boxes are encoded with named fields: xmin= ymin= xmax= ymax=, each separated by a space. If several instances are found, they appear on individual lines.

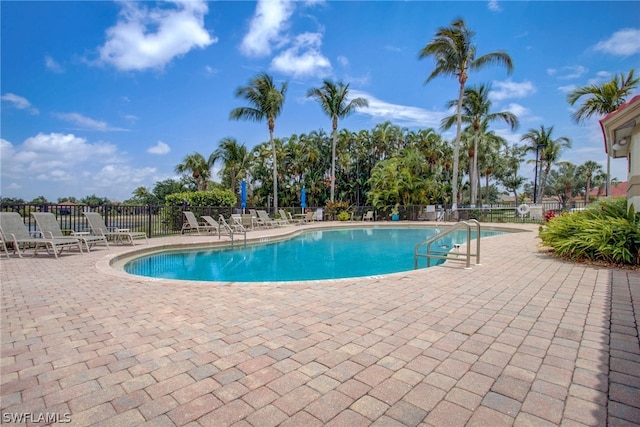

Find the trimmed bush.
xmin=165 ymin=190 xmax=237 ymax=208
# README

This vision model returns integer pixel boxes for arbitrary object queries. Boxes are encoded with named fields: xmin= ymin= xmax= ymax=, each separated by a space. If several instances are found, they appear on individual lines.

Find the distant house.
xmin=599 ymin=94 xmax=640 ymax=211
xmin=57 ymin=201 xmax=78 ymax=215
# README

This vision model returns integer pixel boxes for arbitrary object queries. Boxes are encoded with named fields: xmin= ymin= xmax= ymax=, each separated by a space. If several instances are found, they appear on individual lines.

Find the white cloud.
xmin=337 ymin=55 xmax=349 ymax=67
xmin=271 ymin=32 xmax=331 ymax=78
xmin=350 ymin=90 xmax=444 ymax=128
xmin=1 ymin=133 xmax=118 ymax=182
xmin=489 ymin=80 xmax=536 ymax=101
xmin=148 ymin=141 xmax=170 ymax=155
xmin=488 ymin=0 xmax=502 ymax=12
xmin=240 ymin=0 xmax=295 ymax=57
xmin=98 ymin=0 xmax=216 ymax=71
xmin=594 ymin=28 xmax=640 ymax=56
xmin=45 ymin=55 xmax=64 ymax=73
xmin=92 ymin=165 xmax=158 ymax=190
xmin=0 ymin=133 xmax=162 ymax=201
xmin=1 ymin=93 xmax=39 ymax=115
xmin=53 ymin=112 xmax=127 ymax=131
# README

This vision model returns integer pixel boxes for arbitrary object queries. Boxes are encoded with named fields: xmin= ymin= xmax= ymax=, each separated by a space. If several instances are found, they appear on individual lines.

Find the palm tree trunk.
xmin=331 ymin=128 xmax=337 ymax=202
xmin=270 ymin=130 xmax=278 ymax=214
xmin=471 ymin=131 xmax=479 ymax=206
xmin=451 ymin=82 xmax=464 ymax=216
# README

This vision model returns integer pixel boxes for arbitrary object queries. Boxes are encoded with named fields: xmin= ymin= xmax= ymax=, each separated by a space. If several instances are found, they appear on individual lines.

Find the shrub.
xmin=336 ymin=211 xmax=351 ymax=221
xmin=325 ymin=201 xmax=350 ymax=220
xmin=539 ymin=197 xmax=639 ymax=266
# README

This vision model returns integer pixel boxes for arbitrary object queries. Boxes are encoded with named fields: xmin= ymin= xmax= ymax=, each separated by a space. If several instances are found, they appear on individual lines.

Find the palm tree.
xmin=496 ymin=143 xmax=526 ymax=205
xmin=567 ymin=69 xmax=638 ymax=195
xmin=521 ymin=125 xmax=571 ymax=203
xmin=175 ymin=152 xmax=213 ymax=191
xmin=577 ymin=160 xmax=603 ymax=203
xmin=442 ymin=84 xmax=518 ymax=206
xmin=210 ymin=137 xmax=250 ymax=202
xmin=306 ymin=80 xmax=368 ymax=202
xmin=230 ymin=72 xmax=288 ymax=213
xmin=419 ymin=18 xmax=513 ymax=214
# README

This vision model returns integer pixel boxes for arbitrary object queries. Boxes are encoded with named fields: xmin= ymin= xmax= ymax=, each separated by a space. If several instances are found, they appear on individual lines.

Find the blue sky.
xmin=2 ymin=0 xmax=639 ymax=202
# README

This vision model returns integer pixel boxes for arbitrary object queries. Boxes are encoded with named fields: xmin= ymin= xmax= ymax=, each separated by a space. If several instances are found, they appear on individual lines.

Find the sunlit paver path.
xmin=1 ymin=222 xmax=638 ymax=426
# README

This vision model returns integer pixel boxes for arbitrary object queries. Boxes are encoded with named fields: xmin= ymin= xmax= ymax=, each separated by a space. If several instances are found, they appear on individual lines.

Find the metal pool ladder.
xmin=414 ymin=219 xmax=481 ymax=269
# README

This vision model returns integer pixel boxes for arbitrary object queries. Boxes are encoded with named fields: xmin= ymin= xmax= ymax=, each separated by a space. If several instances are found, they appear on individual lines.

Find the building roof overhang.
xmin=599 ymin=94 xmax=640 ymax=158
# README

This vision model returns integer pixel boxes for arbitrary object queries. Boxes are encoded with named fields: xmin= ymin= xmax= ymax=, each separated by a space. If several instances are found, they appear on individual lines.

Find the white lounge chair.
xmin=181 ymin=211 xmax=216 ymax=235
xmin=32 ymin=212 xmax=109 ymax=252
xmin=83 ymin=212 xmax=148 ymax=245
xmin=0 ymin=212 xmax=83 ymax=258
xmin=256 ymin=210 xmax=287 ymax=228
xmin=362 ymin=211 xmax=374 ymax=221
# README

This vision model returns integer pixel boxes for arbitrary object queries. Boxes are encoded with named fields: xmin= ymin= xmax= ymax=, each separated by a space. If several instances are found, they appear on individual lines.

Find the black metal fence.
xmin=0 ymin=200 xmax=589 ymax=239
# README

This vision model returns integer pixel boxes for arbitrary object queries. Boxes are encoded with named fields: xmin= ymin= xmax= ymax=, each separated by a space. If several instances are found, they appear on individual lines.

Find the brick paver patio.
xmin=1 ymin=222 xmax=638 ymax=426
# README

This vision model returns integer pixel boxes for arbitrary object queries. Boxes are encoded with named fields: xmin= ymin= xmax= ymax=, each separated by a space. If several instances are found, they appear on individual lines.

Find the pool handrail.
xmin=414 ymin=219 xmax=481 ymax=269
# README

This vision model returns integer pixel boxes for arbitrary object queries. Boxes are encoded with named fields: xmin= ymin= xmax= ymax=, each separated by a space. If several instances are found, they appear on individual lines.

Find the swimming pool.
xmin=123 ymin=226 xmax=505 ymax=282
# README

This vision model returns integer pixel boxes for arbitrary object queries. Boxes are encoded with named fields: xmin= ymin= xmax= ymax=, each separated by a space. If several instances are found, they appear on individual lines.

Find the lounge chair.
xmin=230 ymin=215 xmax=250 ymax=232
xmin=201 ymin=215 xmax=221 ymax=233
xmin=0 ymin=233 xmax=9 ymax=258
xmin=278 ymin=209 xmax=297 ymax=225
xmin=181 ymin=211 xmax=216 ymax=235
xmin=299 ymin=211 xmax=316 ymax=224
xmin=32 ymin=212 xmax=109 ymax=252
xmin=240 ymin=214 xmax=255 ymax=229
xmin=0 ymin=212 xmax=83 ymax=258
xmin=83 ymin=212 xmax=148 ymax=245
xmin=256 ymin=210 xmax=287 ymax=228
xmin=362 ymin=211 xmax=374 ymax=221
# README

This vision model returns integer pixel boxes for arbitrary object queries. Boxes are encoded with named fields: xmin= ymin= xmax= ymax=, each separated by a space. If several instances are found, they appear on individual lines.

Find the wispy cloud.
xmin=594 ymin=28 xmax=640 ymax=56
xmin=488 ymin=0 xmax=502 ymax=12
xmin=1 ymin=93 xmax=39 ymax=115
xmin=53 ymin=112 xmax=127 ymax=131
xmin=490 ymin=80 xmax=536 ymax=101
xmin=97 ymin=0 xmax=216 ymax=71
xmin=350 ymin=90 xmax=444 ymax=128
xmin=147 ymin=141 xmax=170 ymax=155
xmin=45 ymin=55 xmax=64 ymax=73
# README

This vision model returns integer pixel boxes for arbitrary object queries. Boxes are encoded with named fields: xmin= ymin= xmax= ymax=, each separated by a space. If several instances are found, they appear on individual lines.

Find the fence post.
xmin=147 ymin=204 xmax=152 ymax=238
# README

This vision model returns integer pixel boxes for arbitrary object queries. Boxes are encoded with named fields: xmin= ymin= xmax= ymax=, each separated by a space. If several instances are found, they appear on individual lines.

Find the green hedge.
xmin=165 ymin=190 xmax=237 ymax=207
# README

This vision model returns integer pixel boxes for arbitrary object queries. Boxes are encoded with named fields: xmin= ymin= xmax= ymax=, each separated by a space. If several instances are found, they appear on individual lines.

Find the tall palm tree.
xmin=577 ymin=160 xmax=603 ymax=203
xmin=521 ymin=125 xmax=571 ymax=203
xmin=306 ymin=80 xmax=368 ymax=202
xmin=419 ymin=18 xmax=513 ymax=214
xmin=567 ymin=69 xmax=638 ymax=195
xmin=175 ymin=152 xmax=213 ymax=191
xmin=210 ymin=137 xmax=250 ymax=202
xmin=442 ymin=84 xmax=518 ymax=206
xmin=230 ymin=72 xmax=288 ymax=213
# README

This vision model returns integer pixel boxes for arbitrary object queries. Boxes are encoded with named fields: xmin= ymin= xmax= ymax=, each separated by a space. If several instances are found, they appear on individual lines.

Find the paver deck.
xmin=1 ymin=221 xmax=638 ymax=426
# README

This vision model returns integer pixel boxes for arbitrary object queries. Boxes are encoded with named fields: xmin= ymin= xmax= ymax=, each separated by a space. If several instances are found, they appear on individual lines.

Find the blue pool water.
xmin=124 ymin=227 xmax=504 ymax=282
